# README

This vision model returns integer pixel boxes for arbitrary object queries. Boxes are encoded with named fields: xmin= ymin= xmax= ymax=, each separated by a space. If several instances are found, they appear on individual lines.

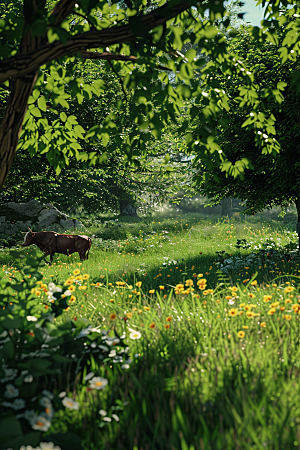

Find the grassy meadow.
xmin=2 ymin=210 xmax=300 ymax=450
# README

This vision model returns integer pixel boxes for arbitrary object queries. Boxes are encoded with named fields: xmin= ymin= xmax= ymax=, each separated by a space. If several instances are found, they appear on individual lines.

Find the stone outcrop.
xmin=0 ymin=200 xmax=84 ymax=236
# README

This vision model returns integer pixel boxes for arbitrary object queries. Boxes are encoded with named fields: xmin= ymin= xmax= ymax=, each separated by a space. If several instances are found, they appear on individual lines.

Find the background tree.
xmin=192 ymin=19 xmax=300 ymax=245
xmin=2 ymin=57 xmax=188 ymax=215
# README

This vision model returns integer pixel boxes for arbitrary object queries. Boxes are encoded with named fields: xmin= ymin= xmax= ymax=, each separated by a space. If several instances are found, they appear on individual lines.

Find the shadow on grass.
xmin=56 ymin=333 xmax=300 ymax=450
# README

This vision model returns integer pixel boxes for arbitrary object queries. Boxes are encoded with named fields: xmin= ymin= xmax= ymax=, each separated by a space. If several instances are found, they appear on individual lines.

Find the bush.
xmin=0 ymin=249 xmax=129 ymax=450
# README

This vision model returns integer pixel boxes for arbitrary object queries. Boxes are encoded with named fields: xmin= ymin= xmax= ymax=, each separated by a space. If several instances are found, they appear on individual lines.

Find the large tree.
xmin=0 ymin=0 xmax=299 ymax=191
xmin=0 ymin=0 xmax=204 ymax=188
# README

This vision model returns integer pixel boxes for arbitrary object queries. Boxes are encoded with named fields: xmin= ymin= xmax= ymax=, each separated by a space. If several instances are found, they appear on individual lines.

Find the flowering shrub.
xmin=216 ymin=238 xmax=300 ymax=275
xmin=0 ymin=249 xmax=129 ymax=450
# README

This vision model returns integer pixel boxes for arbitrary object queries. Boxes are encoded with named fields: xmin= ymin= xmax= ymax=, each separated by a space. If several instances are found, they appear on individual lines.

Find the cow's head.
xmin=23 ymin=230 xmax=35 ymax=247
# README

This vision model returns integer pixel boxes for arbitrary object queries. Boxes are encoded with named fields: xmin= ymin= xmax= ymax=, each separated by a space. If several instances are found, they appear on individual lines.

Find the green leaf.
xmin=60 ymin=112 xmax=67 ymax=122
xmin=170 ymin=25 xmax=183 ymax=49
xmin=204 ymin=25 xmax=218 ymax=39
xmin=38 ymin=96 xmax=47 ymax=112
xmin=0 ymin=415 xmax=23 ymax=445
xmin=102 ymin=133 xmax=110 ymax=146
xmin=74 ymin=125 xmax=85 ymax=138
xmin=179 ymin=63 xmax=194 ymax=80
xmin=185 ymin=48 xmax=196 ymax=62
xmin=27 ymin=96 xmax=36 ymax=105
xmin=277 ymin=81 xmax=287 ymax=91
xmin=32 ymin=90 xmax=40 ymax=100
xmin=47 ymin=28 xmax=60 ymax=44
xmin=30 ymin=107 xmax=42 ymax=118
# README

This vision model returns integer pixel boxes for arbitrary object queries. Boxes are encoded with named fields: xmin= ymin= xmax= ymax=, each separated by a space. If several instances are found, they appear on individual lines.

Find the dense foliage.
xmin=193 ymin=16 xmax=300 ymax=218
xmin=1 ymin=0 xmax=300 ymax=192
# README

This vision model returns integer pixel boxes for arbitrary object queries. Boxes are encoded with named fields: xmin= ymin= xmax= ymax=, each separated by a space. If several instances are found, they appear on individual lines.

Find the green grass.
xmin=1 ymin=211 xmax=300 ymax=449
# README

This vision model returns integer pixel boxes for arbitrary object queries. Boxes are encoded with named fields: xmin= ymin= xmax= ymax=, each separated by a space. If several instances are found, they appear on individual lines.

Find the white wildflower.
xmin=62 ymin=397 xmax=79 ymax=410
xmin=84 ymin=372 xmax=95 ymax=381
xmin=2 ymin=398 xmax=26 ymax=410
xmin=88 ymin=377 xmax=108 ymax=390
xmin=31 ymin=415 xmax=51 ymax=431
xmin=38 ymin=443 xmax=61 ymax=450
xmin=42 ymin=390 xmax=54 ymax=399
xmin=129 ymin=331 xmax=142 ymax=340
xmin=24 ymin=410 xmax=37 ymax=423
xmin=4 ymin=384 xmax=19 ymax=398
xmin=103 ymin=416 xmax=111 ymax=422
xmin=26 ymin=316 xmax=38 ymax=322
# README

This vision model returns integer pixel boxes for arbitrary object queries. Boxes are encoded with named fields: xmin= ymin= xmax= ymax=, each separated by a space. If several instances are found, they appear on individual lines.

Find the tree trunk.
xmin=119 ymin=199 xmax=137 ymax=216
xmin=221 ymin=198 xmax=232 ymax=217
xmin=295 ymin=199 xmax=300 ymax=251
xmin=0 ymin=74 xmax=38 ymax=189
xmin=0 ymin=0 xmax=44 ymax=190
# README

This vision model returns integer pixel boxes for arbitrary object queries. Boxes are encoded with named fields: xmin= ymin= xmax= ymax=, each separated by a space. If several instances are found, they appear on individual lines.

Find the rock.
xmin=38 ymin=208 xmax=62 ymax=229
xmin=7 ymin=200 xmax=43 ymax=217
xmin=60 ymin=218 xmax=82 ymax=229
xmin=0 ymin=200 xmax=84 ymax=237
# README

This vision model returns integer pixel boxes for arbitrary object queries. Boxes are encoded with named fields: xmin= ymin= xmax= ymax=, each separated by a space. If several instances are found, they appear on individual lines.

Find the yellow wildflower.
xmin=228 ymin=308 xmax=238 ymax=317
xmin=284 ymin=286 xmax=295 ymax=294
xmin=271 ymin=301 xmax=280 ymax=308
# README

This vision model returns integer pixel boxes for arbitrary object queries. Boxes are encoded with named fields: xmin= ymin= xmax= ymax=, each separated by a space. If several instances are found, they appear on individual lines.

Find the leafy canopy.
xmin=0 ymin=0 xmax=299 ymax=188
xmin=192 ymin=16 xmax=300 ymax=214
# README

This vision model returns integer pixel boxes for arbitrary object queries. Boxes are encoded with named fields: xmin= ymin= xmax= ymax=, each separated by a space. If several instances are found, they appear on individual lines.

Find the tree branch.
xmin=81 ymin=51 xmax=172 ymax=70
xmin=81 ymin=51 xmax=138 ymax=62
xmin=51 ymin=0 xmax=77 ymax=26
xmin=0 ymin=1 xmax=192 ymax=83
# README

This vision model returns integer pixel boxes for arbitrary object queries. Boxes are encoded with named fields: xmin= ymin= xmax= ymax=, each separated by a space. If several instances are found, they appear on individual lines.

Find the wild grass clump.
xmin=1 ymin=212 xmax=300 ymax=449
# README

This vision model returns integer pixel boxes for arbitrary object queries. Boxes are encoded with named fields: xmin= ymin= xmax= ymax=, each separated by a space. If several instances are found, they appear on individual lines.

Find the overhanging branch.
xmin=51 ymin=0 xmax=77 ymax=26
xmin=0 ymin=0 xmax=192 ymax=83
xmin=81 ymin=51 xmax=138 ymax=62
xmin=81 ymin=51 xmax=172 ymax=70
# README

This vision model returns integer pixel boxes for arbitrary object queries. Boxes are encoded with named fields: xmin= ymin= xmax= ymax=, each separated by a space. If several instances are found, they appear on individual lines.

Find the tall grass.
xmin=1 ymin=212 xmax=300 ymax=449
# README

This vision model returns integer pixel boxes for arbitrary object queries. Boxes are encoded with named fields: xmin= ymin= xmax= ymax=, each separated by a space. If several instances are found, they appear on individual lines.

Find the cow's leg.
xmin=79 ymin=252 xmax=85 ymax=261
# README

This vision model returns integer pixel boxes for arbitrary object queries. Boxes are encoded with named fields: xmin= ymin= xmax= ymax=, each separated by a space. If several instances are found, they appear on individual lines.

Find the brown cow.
xmin=23 ymin=230 xmax=92 ymax=263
